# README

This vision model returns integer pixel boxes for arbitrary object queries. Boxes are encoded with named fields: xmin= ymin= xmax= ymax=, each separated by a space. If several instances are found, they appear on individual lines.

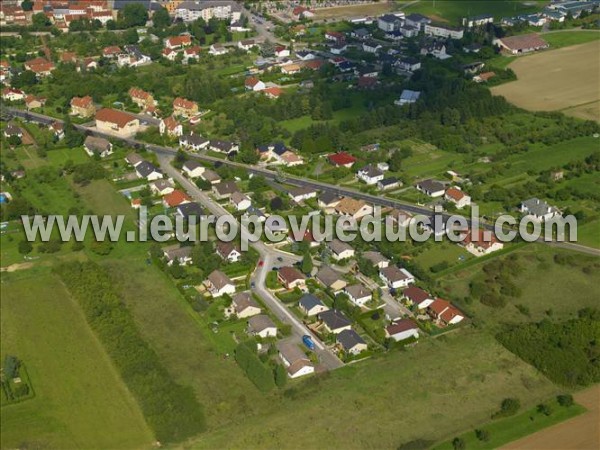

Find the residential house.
xmin=83 ymin=135 xmax=113 ymax=158
xmin=402 ymin=286 xmax=434 ymax=310
xmin=520 ymin=198 xmax=561 ymax=222
xmin=335 ymin=197 xmax=374 ymax=220
xmin=163 ymin=245 xmax=193 ymax=266
xmin=288 ymin=186 xmax=317 ymax=203
xmin=216 ymin=241 xmax=242 ymax=263
xmin=405 ymin=13 xmax=431 ymax=30
xmin=395 ymin=56 xmax=421 ymax=72
xmin=493 ymin=34 xmax=549 ymax=54
xmin=388 ymin=209 xmax=413 ymax=227
xmin=378 ymin=177 xmax=401 ymax=191
xmin=428 ymin=298 xmax=464 ymax=326
xmin=182 ymin=160 xmax=205 ymax=178
xmin=245 ymin=76 xmax=266 ymax=91
xmin=263 ymin=87 xmax=283 ymax=99
xmin=230 ymin=191 xmax=251 ymax=211
xmin=95 ymin=108 xmax=140 ymax=137
xmin=344 ymin=284 xmax=372 ymax=307
xmin=463 ymin=14 xmax=494 ymax=28
xmin=150 ymin=179 xmax=175 ymax=196
xmin=378 ymin=14 xmax=401 ymax=32
xmin=238 ymin=39 xmax=258 ymax=51
xmin=351 ymin=27 xmax=371 ymax=40
xmin=70 ymin=95 xmax=95 ymax=117
xmin=183 ymin=46 xmax=201 ymax=61
xmin=337 ymin=329 xmax=367 ymax=355
xmin=3 ymin=124 xmax=22 ymax=138
xmin=416 ymin=179 xmax=446 ymax=197
xmin=394 ymin=89 xmax=421 ymax=106
xmin=228 ymin=292 xmax=261 ymax=319
xmin=445 ymin=187 xmax=471 ymax=209
xmin=159 ymin=116 xmax=183 ymax=137
xmin=163 ymin=189 xmax=191 ymax=208
xmin=125 ymin=153 xmax=144 ymax=167
xmin=24 ymin=57 xmax=55 ymax=77
xmin=473 ymin=71 xmax=496 ymax=83
xmin=424 ymin=23 xmax=464 ymax=39
xmin=278 ymin=266 xmax=306 ymax=290
xmin=209 ymin=43 xmax=229 ymax=55
xmin=277 ymin=341 xmax=314 ymax=379
xmin=296 ymin=50 xmax=316 ymax=61
xmin=248 ymin=315 xmax=277 ymax=338
xmin=2 ymin=88 xmax=25 ymax=101
xmin=319 ymin=309 xmax=352 ymax=335
xmin=173 ymin=97 xmax=199 ymax=118
xmin=399 ymin=24 xmax=420 ymax=38
xmin=103 ymin=46 xmax=121 ymax=58
xmin=325 ymin=31 xmax=345 ymax=44
xmin=357 ymin=164 xmax=384 ymax=185
xmin=380 ymin=265 xmax=415 ymax=289
xmin=204 ymin=269 xmax=236 ymax=298
xmin=128 ymin=87 xmax=156 ymax=110
xmin=200 ymin=169 xmax=221 ymax=185
xmin=209 ymin=139 xmax=238 ymax=154
xmin=363 ymin=251 xmax=389 ymax=269
xmin=299 ymin=294 xmax=329 ymax=316
xmin=315 ymin=266 xmax=347 ymax=292
xmin=462 ymin=229 xmax=504 ymax=256
xmin=179 ymin=132 xmax=209 ymax=151
xmin=385 ymin=319 xmax=420 ymax=342
xmin=212 ymin=181 xmax=239 ymax=200
xmin=420 ymin=41 xmax=448 ymax=59
xmin=362 ymin=41 xmax=382 ymax=53
xmin=165 ymin=35 xmax=192 ymax=50
xmin=25 ymin=95 xmax=45 ymax=110
xmin=274 ymin=46 xmax=290 ymax=58
xmin=328 ymin=239 xmax=355 ymax=261
xmin=328 ymin=151 xmax=357 ymax=168
xmin=281 ymin=64 xmax=301 ymax=75
xmin=177 ymin=202 xmax=204 ymax=220
xmin=135 ymin=161 xmax=163 ymax=181
xmin=318 ymin=192 xmax=342 ymax=211
xmin=49 ymin=121 xmax=65 ymax=140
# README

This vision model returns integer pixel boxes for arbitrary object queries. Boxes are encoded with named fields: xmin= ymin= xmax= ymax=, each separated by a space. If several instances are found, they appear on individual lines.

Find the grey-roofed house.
xmin=315 ymin=266 xmax=347 ymax=292
xmin=229 ymin=292 xmax=261 ymax=319
xmin=125 ymin=152 xmax=144 ymax=167
xmin=380 ymin=265 xmax=415 ymax=289
xmin=212 ymin=180 xmax=239 ymax=199
xmin=328 ymin=239 xmax=355 ymax=261
xmin=200 ymin=169 xmax=221 ymax=185
xmin=150 ymin=179 xmax=175 ymax=196
xmin=4 ymin=124 xmax=22 ymax=138
xmin=204 ymin=269 xmax=235 ymax=298
xmin=416 ymin=179 xmax=446 ymax=197
xmin=318 ymin=191 xmax=341 ymax=209
xmin=362 ymin=251 xmax=390 ymax=269
xmin=162 ymin=245 xmax=193 ymax=266
xmin=298 ymin=293 xmax=329 ymax=316
xmin=336 ymin=329 xmax=367 ymax=355
xmin=394 ymin=89 xmax=422 ymax=106
xmin=405 ymin=13 xmax=432 ymax=30
xmin=357 ymin=164 xmax=385 ymax=185
xmin=176 ymin=202 xmax=204 ymax=220
xmin=182 ymin=160 xmax=205 ymax=178
xmin=179 ymin=133 xmax=209 ymax=151
xmin=520 ymin=198 xmax=561 ymax=222
xmin=209 ymin=139 xmax=238 ymax=154
xmin=135 ymin=160 xmax=163 ymax=181
xmin=344 ymin=284 xmax=372 ymax=307
xmin=378 ymin=177 xmax=401 ymax=191
xmin=319 ymin=309 xmax=352 ymax=334
xmin=83 ymin=136 xmax=113 ymax=158
xmin=277 ymin=341 xmax=314 ymax=378
xmin=248 ymin=314 xmax=277 ymax=338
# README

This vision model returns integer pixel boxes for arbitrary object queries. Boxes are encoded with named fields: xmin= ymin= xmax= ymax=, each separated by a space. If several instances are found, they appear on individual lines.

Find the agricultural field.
xmin=192 ymin=329 xmax=558 ymax=449
xmin=491 ymin=40 xmax=600 ymax=122
xmin=0 ymin=269 xmax=154 ymax=449
xmin=312 ymin=2 xmax=399 ymax=20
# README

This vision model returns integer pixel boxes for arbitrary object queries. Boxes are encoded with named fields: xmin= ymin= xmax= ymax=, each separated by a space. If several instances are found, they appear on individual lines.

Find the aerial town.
xmin=0 ymin=0 xmax=599 ymax=449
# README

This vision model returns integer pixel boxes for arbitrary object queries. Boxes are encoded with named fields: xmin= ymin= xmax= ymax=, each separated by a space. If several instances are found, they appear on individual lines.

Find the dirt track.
xmin=502 ymin=385 xmax=600 ymax=450
xmin=491 ymin=41 xmax=600 ymax=122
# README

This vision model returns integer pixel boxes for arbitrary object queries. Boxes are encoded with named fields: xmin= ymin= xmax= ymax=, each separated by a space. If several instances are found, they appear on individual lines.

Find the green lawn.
xmin=412 ymin=240 xmax=472 ymax=273
xmin=576 ymin=220 xmax=600 ymax=249
xmin=191 ymin=329 xmax=558 ymax=449
xmin=432 ymin=397 xmax=585 ymax=450
xmin=542 ymin=30 xmax=600 ymax=49
xmin=0 ymin=269 xmax=154 ymax=449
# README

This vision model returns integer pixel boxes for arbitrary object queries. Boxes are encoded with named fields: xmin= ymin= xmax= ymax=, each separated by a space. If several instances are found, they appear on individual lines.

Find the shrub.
xmin=475 ymin=429 xmax=490 ymax=442
xmin=557 ymin=394 xmax=574 ymax=407
xmin=492 ymin=398 xmax=520 ymax=419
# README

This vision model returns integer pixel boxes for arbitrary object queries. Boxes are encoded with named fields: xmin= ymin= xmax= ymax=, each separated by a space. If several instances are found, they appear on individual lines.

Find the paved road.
xmin=156 ymin=154 xmax=344 ymax=371
xmin=7 ymin=108 xmax=600 ymax=258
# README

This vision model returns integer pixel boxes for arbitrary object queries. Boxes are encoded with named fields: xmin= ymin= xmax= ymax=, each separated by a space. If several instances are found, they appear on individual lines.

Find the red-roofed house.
xmin=277 ymin=266 xmax=307 ymax=290
xmin=263 ymin=87 xmax=283 ymax=99
xmin=165 ymin=35 xmax=192 ymax=50
xmin=245 ymin=77 xmax=266 ymax=91
xmin=70 ymin=95 xmax=95 ymax=117
xmin=95 ymin=108 xmax=140 ymax=137
xmin=325 ymin=31 xmax=345 ymax=44
xmin=129 ymin=87 xmax=156 ymax=110
xmin=173 ymin=97 xmax=198 ymax=118
xmin=328 ymin=152 xmax=356 ymax=168
xmin=163 ymin=189 xmax=191 ymax=208
xmin=159 ymin=116 xmax=183 ymax=137
xmin=103 ymin=46 xmax=121 ymax=58
xmin=2 ymin=88 xmax=25 ymax=102
xmin=473 ymin=71 xmax=496 ymax=83
xmin=428 ymin=299 xmax=464 ymax=326
xmin=462 ymin=229 xmax=504 ymax=256
xmin=24 ymin=57 xmax=55 ymax=77
xmin=444 ymin=187 xmax=471 ymax=209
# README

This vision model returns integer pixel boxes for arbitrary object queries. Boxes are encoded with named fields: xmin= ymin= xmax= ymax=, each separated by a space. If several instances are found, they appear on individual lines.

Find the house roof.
xmin=400 ymin=89 xmax=421 ymax=102
xmin=173 ymin=97 xmax=197 ymax=110
xmin=129 ymin=87 xmax=151 ymax=100
xmin=402 ymin=286 xmax=431 ymax=303
xmin=84 ymin=135 xmax=111 ymax=153
xmin=245 ymin=76 xmax=261 ymax=87
xmin=328 ymin=239 xmax=354 ymax=256
xmin=363 ymin=251 xmax=388 ymax=266
xmin=71 ymin=95 xmax=93 ymax=108
xmin=345 ymin=284 xmax=371 ymax=300
xmin=358 ymin=164 xmax=384 ymax=179
xmin=163 ymin=116 xmax=180 ymax=130
xmin=335 ymin=197 xmax=369 ymax=216
xmin=277 ymin=341 xmax=308 ymax=366
xmin=299 ymin=293 xmax=325 ymax=311
xmin=445 ymin=187 xmax=467 ymax=201
xmin=181 ymin=133 xmax=208 ymax=146
xmin=213 ymin=180 xmax=239 ymax=196
xmin=522 ymin=197 xmax=558 ymax=216
xmin=380 ymin=265 xmax=411 ymax=283
xmin=216 ymin=240 xmax=240 ymax=258
xmin=126 ymin=153 xmax=144 ymax=166
xmin=103 ymin=45 xmax=121 ymax=55
xmin=319 ymin=191 xmax=341 ymax=206
xmin=497 ymin=33 xmax=548 ymax=51
xmin=177 ymin=202 xmax=204 ymax=218
xmin=316 ymin=266 xmax=345 ymax=288
xmin=164 ymin=189 xmax=191 ymax=207
xmin=379 ymin=177 xmax=399 ymax=187
xmin=248 ymin=314 xmax=276 ymax=333
xmin=163 ymin=245 xmax=192 ymax=262
xmin=95 ymin=108 xmax=137 ymax=128
xmin=232 ymin=292 xmax=259 ymax=313
xmin=278 ymin=266 xmax=306 ymax=284
xmin=201 ymin=169 xmax=221 ymax=183
xmin=328 ymin=151 xmax=356 ymax=166
xmin=207 ymin=269 xmax=233 ymax=290
xmin=386 ymin=318 xmax=419 ymax=336
xmin=477 ymin=71 xmax=496 ymax=81
xmin=263 ymin=86 xmax=283 ymax=98
xmin=417 ymin=179 xmax=445 ymax=193
xmin=210 ymin=139 xmax=236 ymax=152
xmin=136 ymin=161 xmax=160 ymax=178
xmin=151 ymin=179 xmax=174 ymax=191
xmin=183 ymin=160 xmax=203 ymax=171
xmin=319 ymin=309 xmax=351 ymax=331
xmin=289 ymin=186 xmax=315 ymax=198
xmin=463 ymin=229 xmax=499 ymax=249
xmin=231 ymin=191 xmax=250 ymax=205
xmin=166 ymin=35 xmax=192 ymax=46
xmin=337 ymin=328 xmax=366 ymax=350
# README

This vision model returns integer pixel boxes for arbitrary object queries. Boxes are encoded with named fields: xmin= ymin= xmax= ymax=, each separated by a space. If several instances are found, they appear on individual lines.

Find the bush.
xmin=492 ymin=398 xmax=521 ymax=419
xmin=234 ymin=341 xmax=275 ymax=392
xmin=452 ymin=437 xmax=465 ymax=450
xmin=557 ymin=394 xmax=574 ymax=407
xmin=475 ymin=429 xmax=490 ymax=442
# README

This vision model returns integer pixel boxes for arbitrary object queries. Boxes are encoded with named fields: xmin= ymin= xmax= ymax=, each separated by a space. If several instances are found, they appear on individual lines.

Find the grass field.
xmin=0 ymin=269 xmax=154 ymax=449
xmin=437 ymin=244 xmax=600 ymax=328
xmin=192 ymin=329 xmax=558 ymax=449
xmin=312 ymin=2 xmax=398 ymax=20
xmin=492 ymin=40 xmax=600 ymax=122
xmin=432 ymin=397 xmax=586 ymax=450
xmin=542 ymin=30 xmax=600 ymax=49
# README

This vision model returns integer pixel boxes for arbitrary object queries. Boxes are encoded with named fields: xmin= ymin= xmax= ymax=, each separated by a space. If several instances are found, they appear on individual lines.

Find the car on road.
xmin=258 ymin=260 xmax=264 ymax=267
xmin=250 ymin=281 xmax=256 ymax=288
xmin=302 ymin=335 xmax=316 ymax=351
xmin=277 ymin=256 xmax=283 ymax=262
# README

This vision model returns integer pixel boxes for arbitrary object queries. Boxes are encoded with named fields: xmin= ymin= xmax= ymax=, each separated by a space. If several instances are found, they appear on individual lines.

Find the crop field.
xmin=501 ymin=385 xmax=600 ymax=450
xmin=312 ymin=2 xmax=399 ymax=20
xmin=0 ymin=269 xmax=153 ymax=449
xmin=402 ymin=1 xmax=543 ymax=24
xmin=492 ymin=40 xmax=600 ymax=122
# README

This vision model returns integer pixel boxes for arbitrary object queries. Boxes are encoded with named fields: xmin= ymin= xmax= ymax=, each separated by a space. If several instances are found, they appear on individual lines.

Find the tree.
xmin=7 ymin=135 xmax=22 ymax=147
xmin=21 ymin=0 xmax=34 ymax=11
xmin=537 ymin=403 xmax=553 ymax=416
xmin=274 ymin=364 xmax=287 ymax=387
xmin=152 ymin=7 xmax=171 ymax=29
xmin=120 ymin=3 xmax=148 ymax=28
xmin=32 ymin=12 xmax=50 ymax=29
xmin=388 ymin=150 xmax=403 ymax=172
xmin=475 ymin=429 xmax=490 ymax=442
xmin=123 ymin=27 xmax=140 ymax=45
xmin=452 ymin=437 xmax=465 ymax=450
xmin=301 ymin=251 xmax=313 ymax=275
xmin=557 ymin=394 xmax=574 ymax=407
xmin=90 ymin=239 xmax=113 ymax=256
xmin=18 ymin=240 xmax=33 ymax=255
xmin=493 ymin=398 xmax=520 ymax=418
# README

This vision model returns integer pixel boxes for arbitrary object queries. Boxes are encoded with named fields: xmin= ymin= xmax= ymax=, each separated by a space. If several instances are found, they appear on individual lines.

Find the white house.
xmin=216 ymin=241 xmax=242 ymax=263
xmin=209 ymin=44 xmax=229 ymax=56
xmin=288 ymin=186 xmax=317 ymax=203
xmin=228 ymin=292 xmax=261 ymax=319
xmin=204 ymin=270 xmax=236 ymax=298
xmin=357 ymin=165 xmax=384 ymax=185
xmin=248 ymin=315 xmax=277 ymax=338
xmin=363 ymin=251 xmax=389 ymax=269
xmin=520 ymin=198 xmax=561 ymax=222
xmin=299 ymin=294 xmax=329 ymax=316
xmin=277 ymin=341 xmax=314 ymax=378
xmin=445 ymin=187 xmax=471 ymax=209
xmin=463 ymin=229 xmax=504 ymax=257
xmin=336 ymin=329 xmax=368 ymax=355
xmin=380 ymin=266 xmax=415 ymax=289
xmin=385 ymin=319 xmax=420 ymax=342
xmin=416 ymin=179 xmax=446 ymax=197
xmin=182 ymin=160 xmax=205 ymax=178
xmin=135 ymin=161 xmax=163 ymax=181
xmin=230 ymin=191 xmax=252 ymax=211
xmin=179 ymin=133 xmax=209 ymax=151
xmin=395 ymin=89 xmax=421 ymax=106
xmin=328 ymin=239 xmax=355 ymax=261
xmin=344 ymin=284 xmax=372 ymax=307
xmin=424 ymin=24 xmax=464 ymax=39
xmin=402 ymin=286 xmax=435 ymax=310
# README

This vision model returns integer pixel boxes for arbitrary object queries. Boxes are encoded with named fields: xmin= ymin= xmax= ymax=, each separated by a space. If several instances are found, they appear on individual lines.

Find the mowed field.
xmin=501 ymin=385 xmax=600 ymax=450
xmin=492 ymin=40 xmax=600 ymax=122
xmin=0 ymin=269 xmax=154 ymax=449
xmin=312 ymin=2 xmax=398 ymax=20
